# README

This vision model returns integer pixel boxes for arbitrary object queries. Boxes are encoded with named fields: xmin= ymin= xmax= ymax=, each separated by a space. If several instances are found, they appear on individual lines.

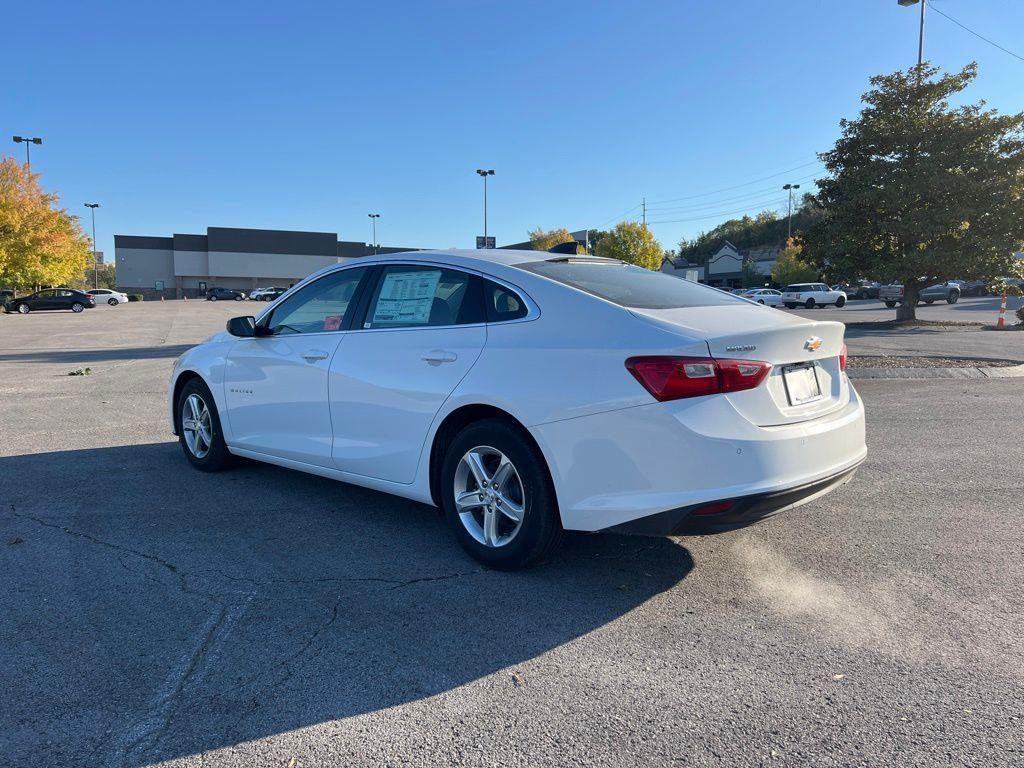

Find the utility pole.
xmin=475 ymin=169 xmax=495 ymax=245
xmin=85 ymin=203 xmax=100 ymax=288
xmin=898 ymin=0 xmax=926 ymax=66
xmin=367 ymin=213 xmax=380 ymax=255
xmin=783 ymin=184 xmax=800 ymax=240
xmin=642 ymin=197 xmax=646 ymax=228
xmin=12 ymin=136 xmax=43 ymax=170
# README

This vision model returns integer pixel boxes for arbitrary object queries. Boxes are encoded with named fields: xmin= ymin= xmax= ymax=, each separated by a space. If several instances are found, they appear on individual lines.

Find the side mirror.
xmin=226 ymin=315 xmax=256 ymax=337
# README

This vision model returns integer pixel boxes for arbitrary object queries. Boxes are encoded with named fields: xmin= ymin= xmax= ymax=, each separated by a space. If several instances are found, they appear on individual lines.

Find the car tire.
xmin=784 ymin=303 xmax=797 ymax=309
xmin=234 ymin=295 xmax=242 ymax=301
xmin=757 ymin=299 xmax=765 ymax=304
xmin=835 ymin=296 xmax=846 ymax=308
xmin=885 ymin=301 xmax=897 ymax=309
xmin=441 ymin=418 xmax=562 ymax=570
xmin=804 ymin=298 xmax=816 ymax=309
xmin=17 ymin=303 xmax=30 ymax=314
xmin=176 ymin=378 xmax=234 ymax=472
xmin=209 ymin=295 xmax=218 ymax=301
xmin=947 ymin=293 xmax=959 ymax=305
xmin=924 ymin=299 xmax=934 ymax=305
xmin=71 ymin=302 xmax=85 ymax=313
xmin=108 ymin=298 xmax=118 ymax=306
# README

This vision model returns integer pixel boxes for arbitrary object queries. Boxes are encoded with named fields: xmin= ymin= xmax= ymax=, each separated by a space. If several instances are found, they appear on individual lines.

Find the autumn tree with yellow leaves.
xmin=0 ymin=157 xmax=92 ymax=291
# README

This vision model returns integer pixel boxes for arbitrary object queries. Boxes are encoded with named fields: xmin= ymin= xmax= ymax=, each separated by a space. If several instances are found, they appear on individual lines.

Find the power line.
xmin=930 ymin=4 xmax=1024 ymax=63
xmin=647 ymin=198 xmax=791 ymax=225
xmin=646 ymin=159 xmax=823 ymax=205
xmin=646 ymin=173 xmax=819 ymax=214
xmin=592 ymin=203 xmax=642 ymax=229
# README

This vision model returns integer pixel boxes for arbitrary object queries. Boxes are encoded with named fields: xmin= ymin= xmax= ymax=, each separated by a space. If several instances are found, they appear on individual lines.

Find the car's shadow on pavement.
xmin=0 ymin=442 xmax=693 ymax=767
xmin=0 ymin=343 xmax=196 ymax=364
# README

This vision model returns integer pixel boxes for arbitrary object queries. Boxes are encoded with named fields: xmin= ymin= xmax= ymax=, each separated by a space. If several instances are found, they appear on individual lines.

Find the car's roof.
xmin=361 ymin=248 xmax=594 ymax=269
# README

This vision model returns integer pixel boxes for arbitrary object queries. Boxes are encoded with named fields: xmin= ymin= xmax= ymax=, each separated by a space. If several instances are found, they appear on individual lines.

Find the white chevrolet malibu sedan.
xmin=169 ymin=250 xmax=866 ymax=568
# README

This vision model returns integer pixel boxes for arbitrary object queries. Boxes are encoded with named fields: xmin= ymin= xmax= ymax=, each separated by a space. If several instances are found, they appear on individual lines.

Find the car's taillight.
xmin=625 ymin=356 xmax=772 ymax=402
xmin=839 ymin=343 xmax=848 ymax=372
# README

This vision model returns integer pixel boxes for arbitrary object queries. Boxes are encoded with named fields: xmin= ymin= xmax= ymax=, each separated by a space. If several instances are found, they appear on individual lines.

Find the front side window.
xmin=266 ymin=267 xmax=368 ymax=335
xmin=365 ymin=265 xmax=483 ymax=329
xmin=517 ymin=258 xmax=741 ymax=310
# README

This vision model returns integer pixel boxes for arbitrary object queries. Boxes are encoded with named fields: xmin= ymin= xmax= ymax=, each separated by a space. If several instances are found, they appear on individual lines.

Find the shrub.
xmin=1017 ymin=305 xmax=1024 ymax=324
xmin=127 ymin=294 xmax=143 ymax=302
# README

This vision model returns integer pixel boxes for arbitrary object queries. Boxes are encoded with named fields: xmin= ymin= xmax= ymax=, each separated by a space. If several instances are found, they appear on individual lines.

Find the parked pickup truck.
xmin=878 ymin=282 xmax=961 ymax=308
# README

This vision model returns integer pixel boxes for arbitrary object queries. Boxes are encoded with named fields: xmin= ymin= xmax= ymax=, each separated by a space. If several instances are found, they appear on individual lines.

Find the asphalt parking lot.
xmin=1 ymin=301 xmax=1022 ymax=767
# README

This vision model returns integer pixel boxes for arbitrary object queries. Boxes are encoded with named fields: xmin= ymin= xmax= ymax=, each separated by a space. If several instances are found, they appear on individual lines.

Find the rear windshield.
xmin=516 ymin=259 xmax=742 ymax=309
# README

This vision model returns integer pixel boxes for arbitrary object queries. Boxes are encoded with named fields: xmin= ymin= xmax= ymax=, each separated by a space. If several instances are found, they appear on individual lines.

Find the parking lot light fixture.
xmin=783 ymin=183 xmax=801 ymax=239
xmin=475 ymin=169 xmax=495 ymax=243
xmin=12 ymin=136 xmax=43 ymax=170
xmin=897 ymin=0 xmax=926 ymax=67
xmin=368 ymin=213 xmax=380 ymax=255
xmin=85 ymin=203 xmax=100 ymax=288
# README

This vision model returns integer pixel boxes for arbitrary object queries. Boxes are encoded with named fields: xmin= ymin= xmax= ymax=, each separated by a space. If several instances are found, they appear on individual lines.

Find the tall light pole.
xmin=367 ymin=213 xmax=380 ymax=255
xmin=475 ymin=169 xmax=495 ymax=245
xmin=12 ymin=136 xmax=43 ymax=170
xmin=85 ymin=203 xmax=100 ymax=288
xmin=898 ymin=0 xmax=926 ymax=67
xmin=783 ymin=183 xmax=800 ymax=240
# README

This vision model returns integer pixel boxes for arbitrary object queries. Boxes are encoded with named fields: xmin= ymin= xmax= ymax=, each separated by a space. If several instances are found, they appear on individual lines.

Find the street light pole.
xmin=12 ymin=136 xmax=43 ymax=170
xmin=783 ymin=184 xmax=800 ymax=240
xmin=85 ymin=203 xmax=100 ymax=288
xmin=367 ymin=213 xmax=380 ymax=255
xmin=475 ymin=169 xmax=495 ymax=245
xmin=898 ymin=0 xmax=926 ymax=66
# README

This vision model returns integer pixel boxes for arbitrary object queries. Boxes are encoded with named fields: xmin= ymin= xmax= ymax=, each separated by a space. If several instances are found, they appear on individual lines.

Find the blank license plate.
xmin=782 ymin=363 xmax=822 ymax=406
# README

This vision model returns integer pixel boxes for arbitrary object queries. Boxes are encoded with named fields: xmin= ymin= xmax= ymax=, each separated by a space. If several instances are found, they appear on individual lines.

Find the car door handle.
xmin=421 ymin=350 xmax=458 ymax=364
xmin=301 ymin=350 xmax=329 ymax=363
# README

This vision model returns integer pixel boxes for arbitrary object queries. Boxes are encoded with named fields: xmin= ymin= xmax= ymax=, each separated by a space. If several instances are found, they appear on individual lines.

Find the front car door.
xmin=329 ymin=263 xmax=486 ymax=484
xmin=29 ymin=290 xmax=56 ymax=310
xmin=223 ymin=266 xmax=371 ymax=467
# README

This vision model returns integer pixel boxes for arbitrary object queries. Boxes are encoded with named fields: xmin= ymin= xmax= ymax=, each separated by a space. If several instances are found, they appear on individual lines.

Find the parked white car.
xmin=169 ymin=251 xmax=866 ymax=568
xmin=249 ymin=287 xmax=281 ymax=301
xmin=85 ymin=288 xmax=130 ymax=305
xmin=742 ymin=288 xmax=785 ymax=307
xmin=782 ymin=283 xmax=847 ymax=309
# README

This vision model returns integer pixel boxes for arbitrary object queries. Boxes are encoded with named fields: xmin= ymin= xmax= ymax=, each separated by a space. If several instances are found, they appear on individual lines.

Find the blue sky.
xmin=4 ymin=0 xmax=1023 ymax=261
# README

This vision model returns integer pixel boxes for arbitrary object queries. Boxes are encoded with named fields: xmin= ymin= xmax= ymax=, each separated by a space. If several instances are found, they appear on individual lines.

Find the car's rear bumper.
xmin=531 ymin=382 xmax=866 ymax=532
xmin=609 ymin=462 xmax=861 ymax=536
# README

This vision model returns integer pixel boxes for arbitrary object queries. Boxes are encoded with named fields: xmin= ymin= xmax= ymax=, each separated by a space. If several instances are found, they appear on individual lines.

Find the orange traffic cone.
xmin=996 ymin=291 xmax=1007 ymax=329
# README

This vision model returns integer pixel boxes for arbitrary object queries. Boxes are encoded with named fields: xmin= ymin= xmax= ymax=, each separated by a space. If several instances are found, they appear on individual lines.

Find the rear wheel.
xmin=784 ymin=303 xmax=797 ymax=309
xmin=234 ymin=295 xmax=242 ymax=301
xmin=924 ymin=299 xmax=934 ymax=305
xmin=885 ymin=301 xmax=897 ymax=309
xmin=176 ymin=378 xmax=233 ymax=471
xmin=947 ymin=293 xmax=959 ymax=304
xmin=441 ymin=419 xmax=562 ymax=570
xmin=757 ymin=299 xmax=765 ymax=304
xmin=71 ymin=302 xmax=85 ymax=313
xmin=804 ymin=298 xmax=816 ymax=309
xmin=17 ymin=303 xmax=30 ymax=314
xmin=209 ymin=295 xmax=218 ymax=302
xmin=108 ymin=298 xmax=118 ymax=306
xmin=835 ymin=296 xmax=846 ymax=308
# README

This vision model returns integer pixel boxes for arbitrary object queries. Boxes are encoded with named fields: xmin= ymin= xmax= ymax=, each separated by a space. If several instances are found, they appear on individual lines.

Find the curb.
xmin=848 ymin=363 xmax=1024 ymax=380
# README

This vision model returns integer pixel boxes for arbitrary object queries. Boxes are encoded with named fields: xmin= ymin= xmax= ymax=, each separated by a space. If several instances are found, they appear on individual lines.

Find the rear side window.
xmin=517 ymin=259 xmax=741 ymax=310
xmin=484 ymin=280 xmax=528 ymax=322
xmin=364 ymin=265 xmax=484 ymax=329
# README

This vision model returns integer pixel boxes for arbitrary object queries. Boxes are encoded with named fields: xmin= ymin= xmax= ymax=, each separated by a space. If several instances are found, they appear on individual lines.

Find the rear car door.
xmin=224 ymin=266 xmax=371 ymax=466
xmin=329 ymin=264 xmax=486 ymax=484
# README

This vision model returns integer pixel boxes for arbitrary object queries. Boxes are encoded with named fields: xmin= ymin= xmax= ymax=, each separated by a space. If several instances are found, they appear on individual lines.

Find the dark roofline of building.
xmin=114 ymin=235 xmax=174 ymax=250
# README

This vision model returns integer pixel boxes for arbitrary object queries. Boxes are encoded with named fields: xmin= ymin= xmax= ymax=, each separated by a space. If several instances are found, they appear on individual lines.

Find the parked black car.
xmin=205 ymin=287 xmax=245 ymax=302
xmin=4 ymin=288 xmax=96 ymax=314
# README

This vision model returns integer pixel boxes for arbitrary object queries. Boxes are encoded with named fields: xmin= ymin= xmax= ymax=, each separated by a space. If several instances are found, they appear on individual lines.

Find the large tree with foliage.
xmin=595 ymin=221 xmax=662 ymax=270
xmin=806 ymin=63 xmax=1024 ymax=320
xmin=771 ymin=238 xmax=818 ymax=286
xmin=0 ymin=157 xmax=92 ymax=290
xmin=678 ymin=205 xmax=823 ymax=264
xmin=528 ymin=227 xmax=577 ymax=252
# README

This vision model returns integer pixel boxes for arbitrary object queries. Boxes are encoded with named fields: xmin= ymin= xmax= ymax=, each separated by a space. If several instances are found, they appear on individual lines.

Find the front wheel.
xmin=108 ymin=298 xmax=118 ymax=306
xmin=947 ymin=293 xmax=959 ymax=304
xmin=71 ymin=302 xmax=85 ymax=313
xmin=885 ymin=301 xmax=897 ymax=309
xmin=234 ymin=295 xmax=243 ymax=301
xmin=784 ymin=303 xmax=797 ymax=309
xmin=209 ymin=295 xmax=218 ymax=302
xmin=17 ymin=303 xmax=30 ymax=314
xmin=441 ymin=419 xmax=562 ymax=570
xmin=804 ymin=298 xmax=816 ymax=309
xmin=757 ymin=299 xmax=765 ymax=304
xmin=835 ymin=296 xmax=846 ymax=308
xmin=177 ymin=378 xmax=233 ymax=471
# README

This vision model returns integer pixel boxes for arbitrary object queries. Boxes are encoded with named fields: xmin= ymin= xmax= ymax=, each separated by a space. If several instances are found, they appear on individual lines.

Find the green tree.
xmin=805 ymin=63 xmax=1024 ymax=320
xmin=528 ymin=227 xmax=577 ymax=252
xmin=771 ymin=239 xmax=818 ymax=286
xmin=740 ymin=258 xmax=764 ymax=288
xmin=595 ymin=221 xmax=662 ymax=270
xmin=0 ymin=157 xmax=92 ymax=290
xmin=71 ymin=262 xmax=117 ymax=290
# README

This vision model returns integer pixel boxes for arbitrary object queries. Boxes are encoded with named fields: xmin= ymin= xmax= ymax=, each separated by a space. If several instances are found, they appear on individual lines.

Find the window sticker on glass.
xmin=323 ymin=314 xmax=342 ymax=331
xmin=372 ymin=270 xmax=442 ymax=326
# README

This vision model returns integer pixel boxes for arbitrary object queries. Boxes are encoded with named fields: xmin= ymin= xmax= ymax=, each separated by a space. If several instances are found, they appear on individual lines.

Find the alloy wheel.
xmin=453 ymin=446 xmax=526 ymax=548
xmin=181 ymin=393 xmax=213 ymax=459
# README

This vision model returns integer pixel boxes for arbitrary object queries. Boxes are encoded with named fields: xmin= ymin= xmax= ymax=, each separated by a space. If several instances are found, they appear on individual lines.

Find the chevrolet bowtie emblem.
xmin=804 ymin=337 xmax=823 ymax=351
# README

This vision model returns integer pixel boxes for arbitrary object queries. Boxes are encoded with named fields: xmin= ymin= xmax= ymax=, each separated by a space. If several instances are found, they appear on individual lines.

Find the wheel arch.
xmin=427 ymin=403 xmax=554 ymax=510
xmin=170 ymin=369 xmax=205 ymax=435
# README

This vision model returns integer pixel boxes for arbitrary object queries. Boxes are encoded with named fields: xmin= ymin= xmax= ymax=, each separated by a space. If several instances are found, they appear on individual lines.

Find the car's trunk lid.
xmin=629 ymin=305 xmax=848 ymax=426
